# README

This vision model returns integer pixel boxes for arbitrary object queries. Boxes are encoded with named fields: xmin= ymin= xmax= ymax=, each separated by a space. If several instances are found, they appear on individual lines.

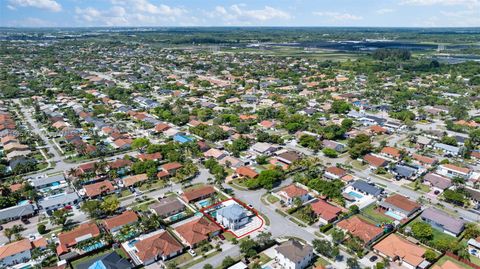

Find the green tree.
xmin=131 ymin=137 xmax=151 ymax=149
xmin=424 ymin=250 xmax=437 ymax=262
xmin=81 ymin=200 xmax=103 ymax=218
xmin=37 ymin=224 xmax=47 ymax=234
xmin=330 ymin=100 xmax=351 ymax=114
xmin=411 ymin=222 xmax=433 ymax=242
xmin=239 ymin=238 xmax=258 ymax=258
xmin=221 ymin=256 xmax=236 ymax=269
xmin=331 ymin=228 xmax=345 ymax=244
xmin=347 ymin=258 xmax=360 ymax=269
xmin=50 ymin=209 xmax=70 ymax=228
xmin=322 ymin=148 xmax=338 ymax=158
xmin=101 ymin=196 xmax=120 ymax=215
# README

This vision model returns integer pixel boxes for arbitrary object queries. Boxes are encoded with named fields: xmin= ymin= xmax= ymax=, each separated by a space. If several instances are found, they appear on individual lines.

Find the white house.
xmin=275 ymin=239 xmax=314 ymax=269
xmin=216 ymin=204 xmax=249 ymax=230
xmin=436 ymin=164 xmax=471 ymax=179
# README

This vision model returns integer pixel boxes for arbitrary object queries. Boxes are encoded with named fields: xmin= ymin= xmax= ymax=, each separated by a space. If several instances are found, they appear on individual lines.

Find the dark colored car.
xmin=219 ymin=234 xmax=225 ymax=240
xmin=369 ymin=255 xmax=378 ymax=262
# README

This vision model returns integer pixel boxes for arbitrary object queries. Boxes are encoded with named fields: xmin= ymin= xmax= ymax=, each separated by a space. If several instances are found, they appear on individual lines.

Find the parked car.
xmin=218 ymin=234 xmax=225 ymax=240
xmin=188 ymin=249 xmax=197 ymax=257
xmin=369 ymin=255 xmax=378 ymax=262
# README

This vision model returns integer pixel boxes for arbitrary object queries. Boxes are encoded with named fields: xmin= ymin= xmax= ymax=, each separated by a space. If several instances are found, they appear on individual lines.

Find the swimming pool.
xmin=262 ymin=265 xmax=273 ymax=269
xmin=169 ymin=212 xmax=184 ymax=221
xmin=83 ymin=242 xmax=104 ymax=252
xmin=348 ymin=191 xmax=364 ymax=199
xmin=385 ymin=210 xmax=404 ymax=220
xmin=198 ymin=199 xmax=211 ymax=208
xmin=128 ymin=239 xmax=138 ymax=248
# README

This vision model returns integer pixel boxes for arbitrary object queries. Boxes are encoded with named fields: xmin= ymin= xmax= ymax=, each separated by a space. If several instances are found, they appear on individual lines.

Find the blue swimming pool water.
xmin=385 ymin=210 xmax=403 ymax=220
xmin=262 ymin=265 xmax=272 ymax=269
xmin=128 ymin=239 xmax=138 ymax=248
xmin=18 ymin=200 xmax=30 ymax=205
xmin=83 ymin=242 xmax=104 ymax=252
xmin=51 ymin=182 xmax=60 ymax=186
xmin=348 ymin=191 xmax=363 ymax=199
xmin=198 ymin=200 xmax=211 ymax=207
xmin=170 ymin=212 xmax=184 ymax=221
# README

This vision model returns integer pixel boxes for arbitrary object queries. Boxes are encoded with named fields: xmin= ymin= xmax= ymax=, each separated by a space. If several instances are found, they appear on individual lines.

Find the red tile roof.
xmin=57 ymin=222 xmax=100 ymax=254
xmin=83 ymin=180 xmax=115 ymax=197
xmin=102 ymin=211 xmax=138 ymax=231
xmin=138 ymin=152 xmax=162 ymax=161
xmin=182 ymin=185 xmax=216 ymax=202
xmin=175 ymin=217 xmax=221 ymax=246
xmin=373 ymin=234 xmax=426 ymax=267
xmin=280 ymin=184 xmax=308 ymax=199
xmin=364 ymin=154 xmax=388 ymax=167
xmin=310 ymin=199 xmax=342 ymax=222
xmin=0 ymin=239 xmax=32 ymax=259
xmin=337 ymin=216 xmax=383 ymax=244
xmin=236 ymin=166 xmax=259 ymax=179
xmin=326 ymin=166 xmax=347 ymax=177
xmin=380 ymin=147 xmax=401 ymax=158
xmin=162 ymin=162 xmax=183 ymax=172
xmin=135 ymin=231 xmax=183 ymax=262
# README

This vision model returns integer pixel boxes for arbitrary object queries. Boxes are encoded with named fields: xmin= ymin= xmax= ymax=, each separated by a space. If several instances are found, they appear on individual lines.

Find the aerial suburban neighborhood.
xmin=1 ymin=1 xmax=480 ymax=269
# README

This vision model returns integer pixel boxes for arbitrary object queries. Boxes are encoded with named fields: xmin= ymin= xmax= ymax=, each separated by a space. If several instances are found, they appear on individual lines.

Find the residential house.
xmin=467 ymin=237 xmax=480 ymax=258
xmin=412 ymin=154 xmax=437 ymax=168
xmin=204 ymin=148 xmax=226 ymax=160
xmin=128 ymin=231 xmax=183 ymax=265
xmin=149 ymin=197 xmax=185 ymax=218
xmin=423 ymin=173 xmax=452 ymax=193
xmin=251 ymin=142 xmax=277 ymax=156
xmin=122 ymin=174 xmax=148 ymax=188
xmin=235 ymin=166 xmax=258 ymax=179
xmin=324 ymin=166 xmax=347 ymax=180
xmin=57 ymin=222 xmax=101 ymax=255
xmin=433 ymin=143 xmax=461 ymax=156
xmin=30 ymin=174 xmax=67 ymax=192
xmin=0 ymin=239 xmax=33 ymax=267
xmin=380 ymin=147 xmax=402 ymax=160
xmin=337 ymin=216 xmax=384 ymax=245
xmin=39 ymin=192 xmax=80 ymax=212
xmin=420 ymin=208 xmax=465 ymax=237
xmin=275 ymin=239 xmax=314 ymax=269
xmin=322 ymin=140 xmax=347 ymax=152
xmin=275 ymin=151 xmax=301 ymax=166
xmin=182 ymin=185 xmax=216 ymax=203
xmin=277 ymin=184 xmax=310 ymax=206
xmin=137 ymin=152 xmax=162 ymax=162
xmin=373 ymin=234 xmax=429 ymax=269
xmin=379 ymin=194 xmax=421 ymax=220
xmin=0 ymin=203 xmax=36 ymax=222
xmin=310 ymin=199 xmax=343 ymax=223
xmin=437 ymin=164 xmax=471 ymax=179
xmin=161 ymin=162 xmax=183 ymax=175
xmin=363 ymin=154 xmax=389 ymax=170
xmin=174 ymin=217 xmax=221 ymax=247
xmin=102 ymin=211 xmax=139 ymax=234
xmin=216 ymin=204 xmax=249 ymax=230
xmin=392 ymin=164 xmax=419 ymax=181
xmin=350 ymin=180 xmax=383 ymax=197
xmin=82 ymin=180 xmax=115 ymax=198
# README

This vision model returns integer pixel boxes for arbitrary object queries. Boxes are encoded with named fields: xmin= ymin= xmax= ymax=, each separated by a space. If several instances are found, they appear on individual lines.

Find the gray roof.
xmin=423 ymin=173 xmax=451 ymax=190
xmin=38 ymin=192 xmax=80 ymax=209
xmin=31 ymin=174 xmax=65 ymax=188
xmin=149 ymin=197 xmax=185 ymax=217
xmin=351 ymin=180 xmax=383 ymax=196
xmin=276 ymin=239 xmax=313 ymax=263
xmin=433 ymin=143 xmax=460 ymax=154
xmin=421 ymin=208 xmax=465 ymax=235
xmin=394 ymin=164 xmax=417 ymax=178
xmin=0 ymin=203 xmax=36 ymax=221
xmin=217 ymin=204 xmax=247 ymax=221
xmin=76 ymin=251 xmax=132 ymax=269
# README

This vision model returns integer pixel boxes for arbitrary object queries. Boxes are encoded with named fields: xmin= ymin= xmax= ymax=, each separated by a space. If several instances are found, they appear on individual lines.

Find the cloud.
xmin=74 ymin=1 xmax=191 ymax=26
xmin=110 ymin=0 xmax=187 ymax=16
xmin=4 ymin=17 xmax=56 ymax=27
xmin=376 ymin=8 xmax=395 ymax=14
xmin=399 ymin=0 xmax=479 ymax=6
xmin=312 ymin=11 xmax=363 ymax=21
xmin=7 ymin=0 xmax=61 ymax=12
xmin=206 ymin=4 xmax=291 ymax=25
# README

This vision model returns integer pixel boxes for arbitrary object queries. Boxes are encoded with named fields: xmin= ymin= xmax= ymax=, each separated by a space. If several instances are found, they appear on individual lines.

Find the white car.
xmin=188 ymin=249 xmax=197 ymax=257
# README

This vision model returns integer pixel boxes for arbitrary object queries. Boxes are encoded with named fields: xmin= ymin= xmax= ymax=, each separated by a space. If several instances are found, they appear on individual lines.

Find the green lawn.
xmin=434 ymin=256 xmax=474 ymax=269
xmin=350 ymin=160 xmax=366 ymax=170
xmin=407 ymin=218 xmax=457 ymax=248
xmin=139 ymin=180 xmax=165 ymax=191
xmin=266 ymin=194 xmax=280 ymax=204
xmin=314 ymin=255 xmax=331 ymax=267
xmin=165 ymin=252 xmax=194 ymax=267
xmin=406 ymin=181 xmax=431 ymax=193
xmin=470 ymin=255 xmax=480 ymax=266
xmin=361 ymin=204 xmax=395 ymax=224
